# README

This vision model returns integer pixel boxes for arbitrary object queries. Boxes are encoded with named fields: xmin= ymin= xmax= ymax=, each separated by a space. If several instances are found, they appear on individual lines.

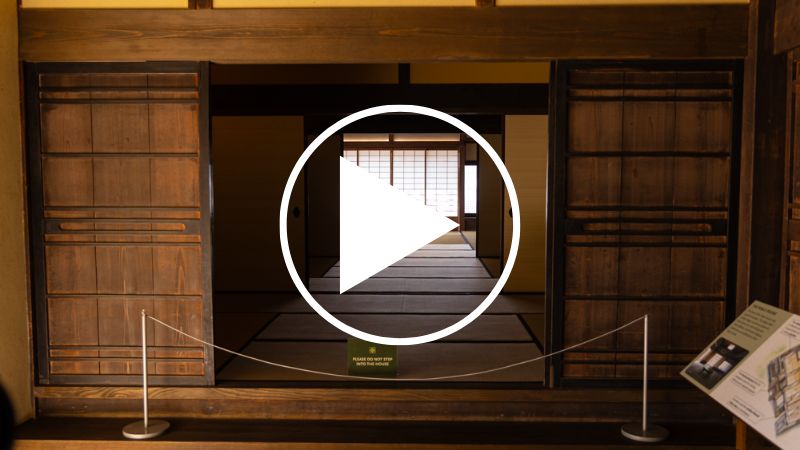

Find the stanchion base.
xmin=621 ymin=422 xmax=669 ymax=443
xmin=122 ymin=419 xmax=170 ymax=440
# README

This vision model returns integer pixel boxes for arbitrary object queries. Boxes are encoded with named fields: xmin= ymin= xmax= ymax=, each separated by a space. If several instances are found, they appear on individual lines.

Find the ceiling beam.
xmin=19 ymin=5 xmax=747 ymax=63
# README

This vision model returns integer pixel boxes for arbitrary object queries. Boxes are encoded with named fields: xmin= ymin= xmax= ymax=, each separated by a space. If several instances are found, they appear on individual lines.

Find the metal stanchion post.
xmin=621 ymin=315 xmax=669 ymax=443
xmin=122 ymin=310 xmax=170 ymax=440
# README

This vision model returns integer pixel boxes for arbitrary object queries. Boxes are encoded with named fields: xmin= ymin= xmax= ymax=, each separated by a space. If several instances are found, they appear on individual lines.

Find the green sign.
xmin=347 ymin=338 xmax=397 ymax=377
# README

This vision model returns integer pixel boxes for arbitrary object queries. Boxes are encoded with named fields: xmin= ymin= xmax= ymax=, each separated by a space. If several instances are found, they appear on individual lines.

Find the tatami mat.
xmin=309 ymin=277 xmax=497 ymax=293
xmin=215 ymin=293 xmax=545 ymax=314
xmin=256 ymin=313 xmax=532 ymax=341
xmin=323 ymin=266 xmax=491 ymax=278
xmin=334 ymin=257 xmax=484 ymax=267
xmin=219 ymin=341 xmax=544 ymax=382
xmin=216 ymin=239 xmax=545 ymax=384
xmin=429 ymin=231 xmax=469 ymax=245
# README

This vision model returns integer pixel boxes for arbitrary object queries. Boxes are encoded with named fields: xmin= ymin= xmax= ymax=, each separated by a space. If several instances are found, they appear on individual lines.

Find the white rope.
xmin=147 ymin=315 xmax=645 ymax=382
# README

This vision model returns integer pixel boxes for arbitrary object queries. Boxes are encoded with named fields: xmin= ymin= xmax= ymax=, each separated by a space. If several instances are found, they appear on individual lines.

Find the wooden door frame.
xmin=17 ymin=5 xmax=747 ymax=63
xmin=24 ymin=61 xmax=215 ymax=386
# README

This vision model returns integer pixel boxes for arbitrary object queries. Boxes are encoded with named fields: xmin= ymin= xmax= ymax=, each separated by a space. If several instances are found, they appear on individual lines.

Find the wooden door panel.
xmin=47 ymin=297 xmax=99 ymax=346
xmin=150 ymin=157 xmax=200 ymax=207
xmin=674 ymin=101 xmax=732 ymax=152
xmin=618 ymin=247 xmax=671 ymax=296
xmin=669 ymin=301 xmax=725 ymax=350
xmin=149 ymin=104 xmax=200 ymax=153
xmin=42 ymin=157 xmax=93 ymax=206
xmin=92 ymin=158 xmax=151 ymax=206
xmin=673 ymin=157 xmax=729 ymax=207
xmin=621 ymin=157 xmax=674 ymax=206
xmin=567 ymin=100 xmax=623 ymax=152
xmin=622 ymin=101 xmax=675 ymax=151
xmin=566 ymin=157 xmax=621 ymax=207
xmin=91 ymin=103 xmax=149 ymax=153
xmin=45 ymin=245 xmax=97 ymax=294
xmin=152 ymin=297 xmax=204 ymax=347
xmin=553 ymin=61 xmax=739 ymax=382
xmin=28 ymin=63 xmax=213 ymax=385
xmin=669 ymin=247 xmax=727 ymax=296
xmin=563 ymin=300 xmax=617 ymax=350
xmin=40 ymin=104 xmax=92 ymax=153
xmin=97 ymin=297 xmax=156 ymax=346
xmin=153 ymin=246 xmax=203 ymax=295
xmin=564 ymin=247 xmax=619 ymax=296
xmin=50 ymin=360 xmax=99 ymax=376
xmin=95 ymin=246 xmax=154 ymax=295
xmin=616 ymin=301 xmax=670 ymax=351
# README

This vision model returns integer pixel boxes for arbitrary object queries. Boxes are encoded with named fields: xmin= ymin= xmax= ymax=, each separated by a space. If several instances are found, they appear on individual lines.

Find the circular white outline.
xmin=280 ymin=105 xmax=520 ymax=345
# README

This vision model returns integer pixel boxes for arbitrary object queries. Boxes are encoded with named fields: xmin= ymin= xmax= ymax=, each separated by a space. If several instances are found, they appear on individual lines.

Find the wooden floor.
xmin=14 ymin=417 xmax=737 ymax=449
xmin=215 ymin=233 xmax=545 ymax=383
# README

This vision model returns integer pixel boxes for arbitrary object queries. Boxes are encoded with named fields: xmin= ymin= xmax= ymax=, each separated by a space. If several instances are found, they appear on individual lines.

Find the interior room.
xmin=2 ymin=0 xmax=800 ymax=448
xmin=209 ymin=64 xmax=548 ymax=384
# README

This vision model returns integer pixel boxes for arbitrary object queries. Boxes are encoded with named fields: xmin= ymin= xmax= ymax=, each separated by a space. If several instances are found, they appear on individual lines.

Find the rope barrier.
xmin=127 ymin=312 xmax=667 ymax=442
xmin=147 ymin=314 xmax=646 ymax=382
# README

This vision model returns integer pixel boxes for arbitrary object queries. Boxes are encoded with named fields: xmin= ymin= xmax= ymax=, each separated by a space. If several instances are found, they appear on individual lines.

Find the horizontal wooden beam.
xmin=19 ymin=5 xmax=748 ymax=63
xmin=211 ymin=84 xmax=548 ymax=115
xmin=33 ymin=386 xmax=730 ymax=424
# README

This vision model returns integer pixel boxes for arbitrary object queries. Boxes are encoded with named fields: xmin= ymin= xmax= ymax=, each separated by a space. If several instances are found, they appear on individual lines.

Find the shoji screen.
xmin=551 ymin=61 xmax=741 ymax=382
xmin=27 ymin=63 xmax=213 ymax=385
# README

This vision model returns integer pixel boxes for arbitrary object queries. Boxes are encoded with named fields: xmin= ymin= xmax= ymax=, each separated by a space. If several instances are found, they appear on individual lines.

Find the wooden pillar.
xmin=737 ymin=0 xmax=788 ymax=311
xmin=735 ymin=419 xmax=775 ymax=449
xmin=735 ymin=0 xmax=795 ymax=447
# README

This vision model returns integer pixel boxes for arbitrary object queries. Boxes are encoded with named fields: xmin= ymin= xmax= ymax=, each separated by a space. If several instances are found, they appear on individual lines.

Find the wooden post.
xmin=735 ymin=419 xmax=775 ymax=450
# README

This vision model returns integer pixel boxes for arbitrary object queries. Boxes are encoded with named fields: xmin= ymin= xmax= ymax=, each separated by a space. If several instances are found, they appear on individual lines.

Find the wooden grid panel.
xmin=557 ymin=64 xmax=737 ymax=381
xmin=30 ymin=66 xmax=212 ymax=385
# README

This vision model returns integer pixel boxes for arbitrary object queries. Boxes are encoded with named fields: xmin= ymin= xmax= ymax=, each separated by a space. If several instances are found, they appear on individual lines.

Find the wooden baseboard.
xmin=33 ymin=386 xmax=730 ymax=424
xmin=15 ymin=417 xmax=736 ymax=450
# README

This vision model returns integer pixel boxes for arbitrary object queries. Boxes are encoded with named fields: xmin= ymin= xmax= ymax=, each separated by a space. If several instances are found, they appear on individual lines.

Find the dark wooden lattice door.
xmin=550 ymin=61 xmax=741 ymax=383
xmin=27 ymin=63 xmax=213 ymax=385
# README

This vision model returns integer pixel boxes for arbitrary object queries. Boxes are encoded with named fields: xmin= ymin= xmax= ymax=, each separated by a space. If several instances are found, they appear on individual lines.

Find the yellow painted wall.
xmin=498 ymin=0 xmax=746 ymax=4
xmin=0 ymin=0 xmax=33 ymax=424
xmin=411 ymin=63 xmax=549 ymax=84
xmin=214 ymin=0 xmax=473 ymax=7
xmin=22 ymin=0 xmax=186 ymax=8
xmin=20 ymin=0 xmax=748 ymax=7
xmin=503 ymin=115 xmax=547 ymax=293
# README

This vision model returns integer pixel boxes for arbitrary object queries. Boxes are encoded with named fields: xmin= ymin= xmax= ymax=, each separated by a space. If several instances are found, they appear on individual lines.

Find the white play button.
xmin=339 ymin=157 xmax=458 ymax=294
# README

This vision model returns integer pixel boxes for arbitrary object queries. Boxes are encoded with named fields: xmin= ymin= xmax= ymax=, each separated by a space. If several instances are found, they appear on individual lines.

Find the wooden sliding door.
xmin=550 ymin=61 xmax=741 ymax=383
xmin=26 ymin=63 xmax=213 ymax=385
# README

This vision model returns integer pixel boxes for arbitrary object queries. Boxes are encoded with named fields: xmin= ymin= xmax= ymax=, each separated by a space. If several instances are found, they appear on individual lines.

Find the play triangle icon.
xmin=339 ymin=157 xmax=458 ymax=294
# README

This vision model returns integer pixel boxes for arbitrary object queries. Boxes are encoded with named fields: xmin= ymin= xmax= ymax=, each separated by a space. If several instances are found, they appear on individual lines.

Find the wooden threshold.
xmin=14 ymin=418 xmax=736 ymax=450
xmin=33 ymin=386 xmax=731 ymax=424
xmin=19 ymin=5 xmax=747 ymax=63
